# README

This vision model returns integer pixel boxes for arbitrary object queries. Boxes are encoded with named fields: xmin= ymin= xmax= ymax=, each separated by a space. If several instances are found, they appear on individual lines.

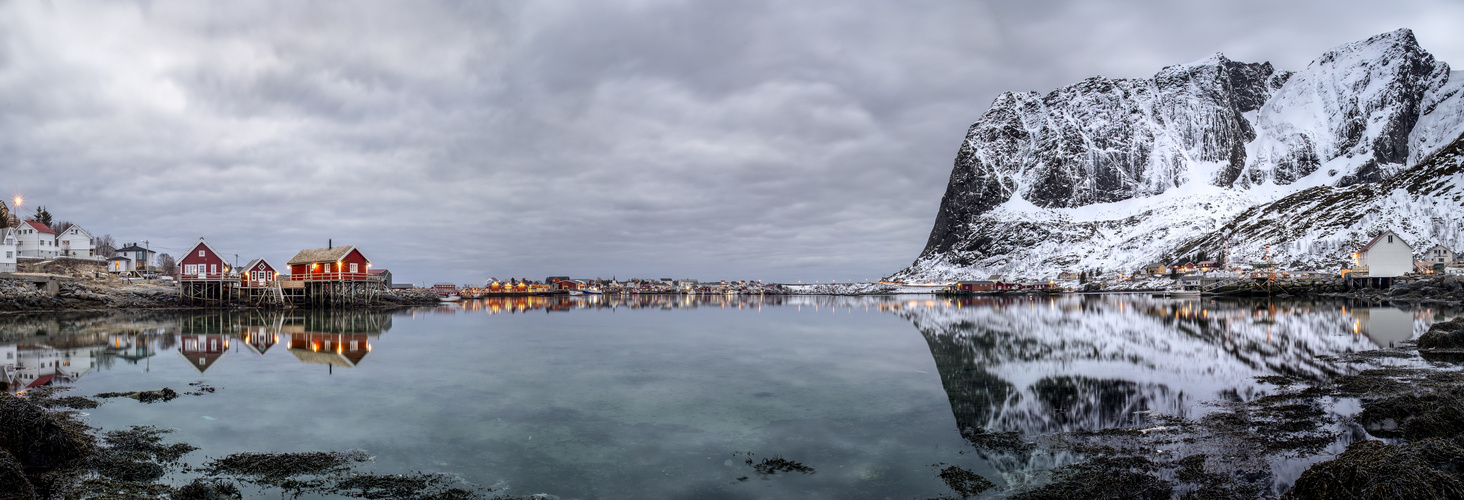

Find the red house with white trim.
xmin=286 ymin=245 xmax=371 ymax=281
xmin=178 ymin=238 xmax=230 ymax=281
xmin=239 ymin=258 xmax=279 ymax=287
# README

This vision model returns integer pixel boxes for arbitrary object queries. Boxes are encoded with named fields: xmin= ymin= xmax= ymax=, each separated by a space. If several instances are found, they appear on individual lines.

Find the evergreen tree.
xmin=34 ymin=206 xmax=52 ymax=227
xmin=0 ymin=202 xmax=8 ymax=229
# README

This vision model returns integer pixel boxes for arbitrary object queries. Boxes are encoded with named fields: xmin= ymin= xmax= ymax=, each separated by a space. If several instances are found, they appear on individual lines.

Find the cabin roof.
xmin=287 ymin=246 xmax=364 ymax=265
xmin=241 ymin=258 xmax=276 ymax=272
xmin=182 ymin=238 xmax=229 ymax=264
xmin=24 ymin=220 xmax=54 ymax=234
xmin=1360 ymin=230 xmax=1410 ymax=252
xmin=115 ymin=244 xmax=155 ymax=254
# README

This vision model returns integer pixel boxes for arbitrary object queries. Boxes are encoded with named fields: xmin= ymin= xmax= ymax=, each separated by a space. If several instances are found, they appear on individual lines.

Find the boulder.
xmin=1418 ymin=317 xmax=1464 ymax=350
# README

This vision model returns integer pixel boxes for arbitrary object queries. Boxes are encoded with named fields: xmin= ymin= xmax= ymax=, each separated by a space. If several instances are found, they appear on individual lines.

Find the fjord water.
xmin=2 ymin=294 xmax=1454 ymax=498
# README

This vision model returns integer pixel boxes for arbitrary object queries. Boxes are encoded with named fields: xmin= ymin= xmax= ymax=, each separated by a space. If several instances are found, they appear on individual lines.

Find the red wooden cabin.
xmin=178 ymin=238 xmax=230 ymax=281
xmin=239 ymin=258 xmax=280 ymax=287
xmin=285 ymin=246 xmax=372 ymax=281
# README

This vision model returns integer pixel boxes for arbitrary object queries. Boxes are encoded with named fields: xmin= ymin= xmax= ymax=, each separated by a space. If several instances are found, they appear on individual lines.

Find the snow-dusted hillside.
xmin=1176 ymin=132 xmax=1464 ymax=269
xmin=895 ymin=29 xmax=1464 ymax=281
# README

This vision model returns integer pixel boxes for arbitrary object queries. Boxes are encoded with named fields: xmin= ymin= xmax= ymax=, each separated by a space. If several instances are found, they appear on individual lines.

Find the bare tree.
xmin=156 ymin=253 xmax=177 ymax=278
xmin=95 ymin=234 xmax=117 ymax=258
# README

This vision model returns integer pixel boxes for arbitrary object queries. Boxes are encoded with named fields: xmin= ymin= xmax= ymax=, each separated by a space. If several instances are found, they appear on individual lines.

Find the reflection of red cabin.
xmin=239 ymin=258 xmax=280 ymax=287
xmin=178 ymin=334 xmax=229 ymax=373
xmin=287 ymin=332 xmax=372 ymax=368
xmin=240 ymin=326 xmax=279 ymax=355
xmin=179 ymin=238 xmax=229 ymax=282
xmin=286 ymin=246 xmax=371 ymax=281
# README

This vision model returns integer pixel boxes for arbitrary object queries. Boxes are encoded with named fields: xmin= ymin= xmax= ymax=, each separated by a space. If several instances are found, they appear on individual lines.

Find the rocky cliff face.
xmin=899 ymin=29 xmax=1464 ymax=281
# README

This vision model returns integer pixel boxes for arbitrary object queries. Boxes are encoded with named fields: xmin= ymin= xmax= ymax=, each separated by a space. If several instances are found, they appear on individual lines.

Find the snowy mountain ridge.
xmin=894 ymin=29 xmax=1464 ymax=281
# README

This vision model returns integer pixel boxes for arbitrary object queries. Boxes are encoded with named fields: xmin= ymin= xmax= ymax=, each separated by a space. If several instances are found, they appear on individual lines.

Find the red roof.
xmin=1359 ymin=231 xmax=1407 ymax=252
xmin=25 ymin=220 xmax=54 ymax=234
xmin=26 ymin=374 xmax=55 ymax=388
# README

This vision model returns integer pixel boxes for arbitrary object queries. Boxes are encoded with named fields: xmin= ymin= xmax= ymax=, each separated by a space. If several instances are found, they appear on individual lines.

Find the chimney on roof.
xmin=329 ymin=239 xmax=332 ymax=249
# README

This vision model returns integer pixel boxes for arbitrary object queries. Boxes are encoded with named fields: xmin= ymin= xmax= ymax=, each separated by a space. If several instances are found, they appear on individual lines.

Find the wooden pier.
xmin=179 ymin=277 xmax=385 ymax=308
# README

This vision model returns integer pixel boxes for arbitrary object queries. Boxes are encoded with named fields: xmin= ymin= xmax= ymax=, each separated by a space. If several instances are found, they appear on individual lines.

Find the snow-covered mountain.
xmin=894 ymin=29 xmax=1464 ymax=281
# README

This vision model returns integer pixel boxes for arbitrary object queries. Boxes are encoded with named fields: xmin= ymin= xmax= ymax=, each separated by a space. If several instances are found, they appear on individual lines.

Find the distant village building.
xmin=0 ymin=228 xmax=16 ymax=272
xmin=1424 ymin=244 xmax=1454 ymax=264
xmin=1351 ymin=230 xmax=1414 ymax=288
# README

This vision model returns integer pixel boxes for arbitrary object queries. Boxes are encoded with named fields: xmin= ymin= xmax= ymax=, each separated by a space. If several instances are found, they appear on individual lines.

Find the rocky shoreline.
xmin=0 ymin=277 xmax=441 ymax=314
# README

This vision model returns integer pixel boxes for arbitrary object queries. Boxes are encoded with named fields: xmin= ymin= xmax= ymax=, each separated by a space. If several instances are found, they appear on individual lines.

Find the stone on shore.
xmin=1418 ymin=317 xmax=1464 ymax=350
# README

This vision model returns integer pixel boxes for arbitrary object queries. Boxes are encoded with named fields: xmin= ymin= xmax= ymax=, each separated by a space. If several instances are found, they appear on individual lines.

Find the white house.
xmin=1423 ymin=244 xmax=1455 ymax=264
xmin=114 ymin=243 xmax=157 ymax=272
xmin=15 ymin=220 xmax=57 ymax=258
xmin=0 ymin=228 xmax=16 ymax=272
xmin=1352 ymin=230 xmax=1414 ymax=286
xmin=55 ymin=223 xmax=95 ymax=259
xmin=108 ymin=256 xmax=135 ymax=273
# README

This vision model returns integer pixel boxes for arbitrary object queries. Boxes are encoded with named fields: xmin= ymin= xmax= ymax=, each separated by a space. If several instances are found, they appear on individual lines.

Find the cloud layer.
xmin=2 ymin=0 xmax=1460 ymax=284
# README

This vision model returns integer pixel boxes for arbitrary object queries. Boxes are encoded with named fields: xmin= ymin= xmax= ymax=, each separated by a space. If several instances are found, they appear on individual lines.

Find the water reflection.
xmin=2 ymin=310 xmax=394 ymax=392
xmin=0 ymin=294 xmax=1457 ymax=497
xmin=895 ymin=295 xmax=1455 ymax=438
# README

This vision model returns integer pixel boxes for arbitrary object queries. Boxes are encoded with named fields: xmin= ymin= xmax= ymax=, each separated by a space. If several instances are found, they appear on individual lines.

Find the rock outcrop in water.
xmin=896 ymin=29 xmax=1464 ymax=281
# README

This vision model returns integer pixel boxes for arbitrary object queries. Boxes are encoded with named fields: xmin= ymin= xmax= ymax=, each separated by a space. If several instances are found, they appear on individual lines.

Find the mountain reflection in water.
xmin=896 ymin=295 xmax=1451 ymax=437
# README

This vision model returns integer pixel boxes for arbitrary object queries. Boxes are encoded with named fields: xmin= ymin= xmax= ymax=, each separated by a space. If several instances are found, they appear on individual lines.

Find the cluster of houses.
xmin=0 ymin=218 xmax=104 ymax=272
xmin=172 ymin=237 xmax=393 ymax=289
xmin=939 ymin=230 xmax=1464 ymax=293
xmin=1138 ymin=230 xmax=1464 ymax=288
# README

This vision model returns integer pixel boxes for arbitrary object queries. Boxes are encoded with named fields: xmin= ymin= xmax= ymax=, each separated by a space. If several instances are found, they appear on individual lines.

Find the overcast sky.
xmin=2 ymin=0 xmax=1460 ymax=285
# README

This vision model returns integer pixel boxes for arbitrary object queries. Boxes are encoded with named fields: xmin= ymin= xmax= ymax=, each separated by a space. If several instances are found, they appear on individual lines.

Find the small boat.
xmin=440 ymin=294 xmax=462 ymax=302
xmin=583 ymin=287 xmax=603 ymax=295
xmin=567 ymin=290 xmax=584 ymax=296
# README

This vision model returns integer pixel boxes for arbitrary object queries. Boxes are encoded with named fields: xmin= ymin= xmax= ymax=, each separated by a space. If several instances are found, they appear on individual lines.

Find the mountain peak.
xmin=895 ymin=29 xmax=1464 ymax=282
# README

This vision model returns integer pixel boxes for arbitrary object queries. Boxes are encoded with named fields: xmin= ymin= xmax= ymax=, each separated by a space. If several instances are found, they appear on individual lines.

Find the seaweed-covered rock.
xmin=1418 ymin=317 xmax=1464 ymax=350
xmin=1282 ymin=439 xmax=1464 ymax=499
xmin=0 ymin=448 xmax=37 ymax=500
xmin=0 ymin=392 xmax=94 ymax=470
xmin=1356 ymin=389 xmax=1464 ymax=440
xmin=172 ymin=478 xmax=243 ymax=500
xmin=1009 ymin=455 xmax=1172 ymax=500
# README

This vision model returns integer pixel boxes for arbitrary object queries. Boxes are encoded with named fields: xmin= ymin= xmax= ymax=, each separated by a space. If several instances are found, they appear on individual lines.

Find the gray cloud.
xmin=1 ymin=0 xmax=1459 ymax=284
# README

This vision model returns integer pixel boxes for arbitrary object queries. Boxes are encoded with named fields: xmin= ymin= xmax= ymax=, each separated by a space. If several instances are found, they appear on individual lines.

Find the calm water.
xmin=1 ymin=294 xmax=1456 ymax=498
